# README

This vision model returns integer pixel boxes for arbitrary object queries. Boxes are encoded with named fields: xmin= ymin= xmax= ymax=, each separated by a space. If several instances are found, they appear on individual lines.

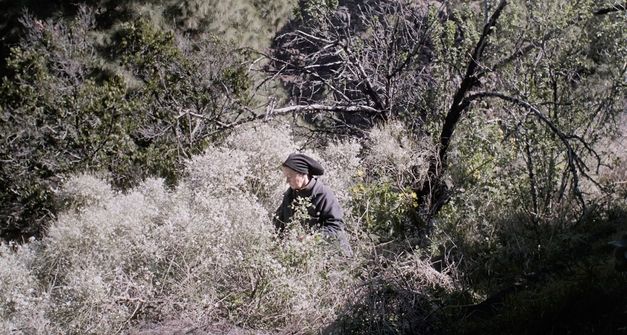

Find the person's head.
xmin=282 ymin=166 xmax=309 ymax=190
xmin=281 ymin=153 xmax=324 ymax=190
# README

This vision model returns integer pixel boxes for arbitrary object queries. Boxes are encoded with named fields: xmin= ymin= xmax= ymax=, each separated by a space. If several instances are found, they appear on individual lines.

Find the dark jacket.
xmin=274 ymin=178 xmax=353 ymax=256
xmin=274 ymin=178 xmax=344 ymax=237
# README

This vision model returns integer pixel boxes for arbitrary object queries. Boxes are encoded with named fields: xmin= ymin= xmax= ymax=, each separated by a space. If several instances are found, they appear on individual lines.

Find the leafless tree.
xmin=257 ymin=0 xmax=441 ymax=130
xmin=257 ymin=0 xmax=626 ymax=231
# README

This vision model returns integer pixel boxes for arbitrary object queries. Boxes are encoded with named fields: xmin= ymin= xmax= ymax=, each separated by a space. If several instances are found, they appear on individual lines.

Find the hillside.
xmin=1 ymin=0 xmax=626 ymax=334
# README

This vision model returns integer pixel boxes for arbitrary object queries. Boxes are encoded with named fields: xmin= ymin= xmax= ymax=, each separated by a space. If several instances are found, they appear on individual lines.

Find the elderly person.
xmin=274 ymin=153 xmax=352 ymax=256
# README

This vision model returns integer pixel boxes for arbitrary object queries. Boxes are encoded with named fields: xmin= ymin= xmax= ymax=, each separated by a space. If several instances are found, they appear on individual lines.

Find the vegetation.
xmin=267 ymin=0 xmax=625 ymax=225
xmin=1 ymin=0 xmax=625 ymax=334
xmin=0 ymin=7 xmax=253 ymax=239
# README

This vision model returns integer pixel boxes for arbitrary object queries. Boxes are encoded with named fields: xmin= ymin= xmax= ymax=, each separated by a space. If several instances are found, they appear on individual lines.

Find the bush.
xmin=0 ymin=8 xmax=249 ymax=239
xmin=0 ymin=243 xmax=49 ymax=334
xmin=349 ymin=121 xmax=434 ymax=241
xmin=0 ymin=123 xmax=459 ymax=334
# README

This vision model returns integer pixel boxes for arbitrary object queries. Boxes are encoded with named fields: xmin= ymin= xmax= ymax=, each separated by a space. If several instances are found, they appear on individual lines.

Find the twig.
xmin=464 ymin=91 xmax=607 ymax=211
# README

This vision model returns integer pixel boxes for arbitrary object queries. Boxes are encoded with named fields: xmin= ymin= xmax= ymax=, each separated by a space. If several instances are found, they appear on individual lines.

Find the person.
xmin=274 ymin=153 xmax=353 ymax=256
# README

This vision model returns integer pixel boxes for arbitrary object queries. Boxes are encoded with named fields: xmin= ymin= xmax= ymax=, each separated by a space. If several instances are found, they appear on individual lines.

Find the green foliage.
xmin=0 ymin=8 xmax=250 ymax=239
xmin=164 ymin=0 xmax=297 ymax=49
xmin=428 ymin=4 xmax=480 ymax=78
xmin=347 ymin=121 xmax=433 ymax=241
xmin=0 ymin=0 xmax=297 ymax=66
xmin=412 ymin=2 xmax=626 ymax=332
xmin=222 ymin=66 xmax=253 ymax=100
xmin=351 ymin=181 xmax=418 ymax=240
xmin=115 ymin=19 xmax=181 ymax=73
xmin=435 ymin=0 xmax=626 ymax=240
xmin=0 ymin=11 xmax=138 ymax=237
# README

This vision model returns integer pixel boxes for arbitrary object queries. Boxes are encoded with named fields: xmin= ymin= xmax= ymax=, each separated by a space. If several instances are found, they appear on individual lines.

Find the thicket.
xmin=0 ymin=124 xmax=459 ymax=334
xmin=268 ymin=0 xmax=625 ymax=222
xmin=0 ymin=0 xmax=296 ymax=67
xmin=1 ymin=0 xmax=626 ymax=334
xmin=0 ymin=7 xmax=255 ymax=239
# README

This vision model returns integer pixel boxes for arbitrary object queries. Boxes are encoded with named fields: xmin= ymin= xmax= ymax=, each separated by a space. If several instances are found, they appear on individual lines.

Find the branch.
xmin=272 ymin=103 xmax=380 ymax=114
xmin=437 ymin=0 xmax=508 ymax=167
xmin=410 ymin=0 xmax=509 ymax=225
xmin=594 ymin=3 xmax=626 ymax=15
xmin=339 ymin=42 xmax=387 ymax=113
xmin=206 ymin=103 xmax=381 ymax=136
xmin=465 ymin=91 xmax=606 ymax=211
xmin=260 ymin=49 xmax=354 ymax=103
xmin=295 ymin=29 xmax=334 ymax=44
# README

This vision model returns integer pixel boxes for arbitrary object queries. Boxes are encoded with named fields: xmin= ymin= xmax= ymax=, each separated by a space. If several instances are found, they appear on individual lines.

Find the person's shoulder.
xmin=312 ymin=178 xmax=334 ymax=195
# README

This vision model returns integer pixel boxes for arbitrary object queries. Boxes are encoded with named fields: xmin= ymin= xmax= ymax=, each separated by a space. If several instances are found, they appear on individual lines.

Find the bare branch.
xmin=339 ymin=42 xmax=387 ymax=113
xmin=206 ymin=103 xmax=381 ymax=136
xmin=272 ymin=103 xmax=380 ymax=114
xmin=464 ymin=91 xmax=607 ymax=211
xmin=265 ymin=0 xmax=434 ymax=127
xmin=594 ymin=3 xmax=626 ymax=15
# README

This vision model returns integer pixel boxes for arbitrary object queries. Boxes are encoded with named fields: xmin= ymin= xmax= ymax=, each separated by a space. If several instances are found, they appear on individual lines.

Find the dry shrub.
xmin=363 ymin=120 xmax=433 ymax=186
xmin=329 ymin=251 xmax=457 ymax=335
xmin=58 ymin=173 xmax=114 ymax=210
xmin=316 ymin=139 xmax=362 ymax=206
xmin=0 ymin=243 xmax=49 ymax=334
xmin=0 ymin=123 xmax=457 ymax=334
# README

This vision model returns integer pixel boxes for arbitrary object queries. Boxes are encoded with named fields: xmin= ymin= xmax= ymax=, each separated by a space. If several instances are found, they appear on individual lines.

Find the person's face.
xmin=282 ymin=166 xmax=309 ymax=190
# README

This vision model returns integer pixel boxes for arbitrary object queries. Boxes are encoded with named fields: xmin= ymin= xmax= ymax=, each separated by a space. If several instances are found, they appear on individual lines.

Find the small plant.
xmin=351 ymin=181 xmax=418 ymax=240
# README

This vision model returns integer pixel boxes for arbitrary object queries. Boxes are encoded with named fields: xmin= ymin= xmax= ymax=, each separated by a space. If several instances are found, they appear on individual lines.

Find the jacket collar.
xmin=294 ymin=177 xmax=317 ymax=194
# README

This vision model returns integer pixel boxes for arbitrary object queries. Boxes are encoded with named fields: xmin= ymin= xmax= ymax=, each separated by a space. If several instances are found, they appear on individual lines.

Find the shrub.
xmin=330 ymin=250 xmax=457 ymax=335
xmin=57 ymin=173 xmax=114 ymax=210
xmin=4 ymin=124 xmax=455 ymax=334
xmin=0 ymin=123 xmax=464 ymax=334
xmin=0 ymin=7 xmax=249 ymax=239
xmin=349 ymin=121 xmax=434 ymax=240
xmin=0 ymin=243 xmax=49 ymax=334
xmin=315 ymin=139 xmax=362 ymax=207
xmin=222 ymin=123 xmax=297 ymax=209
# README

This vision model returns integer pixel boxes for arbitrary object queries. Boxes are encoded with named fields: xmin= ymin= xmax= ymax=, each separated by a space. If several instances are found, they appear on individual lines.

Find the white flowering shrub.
xmin=317 ymin=139 xmax=362 ymax=207
xmin=58 ymin=172 xmax=114 ymax=209
xmin=223 ymin=123 xmax=297 ymax=209
xmin=0 ymin=123 xmax=456 ymax=334
xmin=185 ymin=147 xmax=250 ymax=194
xmin=363 ymin=120 xmax=433 ymax=185
xmin=0 ymin=243 xmax=49 ymax=334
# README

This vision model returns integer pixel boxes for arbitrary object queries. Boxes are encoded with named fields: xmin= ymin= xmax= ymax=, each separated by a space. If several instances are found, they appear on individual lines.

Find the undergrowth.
xmin=0 ymin=122 xmax=454 ymax=334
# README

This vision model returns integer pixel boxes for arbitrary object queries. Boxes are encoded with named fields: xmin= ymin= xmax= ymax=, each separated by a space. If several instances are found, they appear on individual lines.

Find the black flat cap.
xmin=282 ymin=153 xmax=324 ymax=176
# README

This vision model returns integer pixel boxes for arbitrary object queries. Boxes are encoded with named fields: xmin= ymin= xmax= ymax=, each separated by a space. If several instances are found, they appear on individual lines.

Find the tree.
xmin=261 ymin=0 xmax=626 ymax=233
xmin=0 ymin=7 xmax=251 ymax=239
xmin=265 ymin=0 xmax=436 ymax=129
